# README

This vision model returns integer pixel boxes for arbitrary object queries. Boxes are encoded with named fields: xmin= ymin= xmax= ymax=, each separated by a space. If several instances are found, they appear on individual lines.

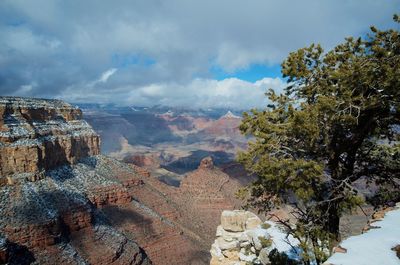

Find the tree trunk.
xmin=326 ymin=202 xmax=341 ymax=242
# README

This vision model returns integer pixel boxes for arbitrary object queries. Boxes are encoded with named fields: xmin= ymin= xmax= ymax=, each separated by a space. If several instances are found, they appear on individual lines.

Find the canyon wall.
xmin=0 ymin=96 xmax=252 ymax=265
xmin=0 ymin=97 xmax=150 ymax=265
xmin=0 ymin=96 xmax=100 ymax=185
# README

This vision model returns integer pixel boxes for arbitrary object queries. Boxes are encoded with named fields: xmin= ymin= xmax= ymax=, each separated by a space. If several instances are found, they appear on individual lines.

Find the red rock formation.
xmin=70 ymin=225 xmax=150 ymax=265
xmin=0 ymin=97 xmax=100 ymax=185
xmin=91 ymin=155 xmax=249 ymax=265
xmin=130 ymin=164 xmax=152 ymax=178
xmin=202 ymin=113 xmax=242 ymax=138
xmin=0 ymin=97 xmax=150 ymax=265
xmin=88 ymin=185 xmax=132 ymax=207
xmin=0 ymin=157 xmax=151 ymax=264
xmin=124 ymin=154 xmax=161 ymax=169
xmin=177 ymin=157 xmax=245 ymax=244
xmin=0 ymin=97 xmax=252 ymax=265
xmin=199 ymin=156 xmax=214 ymax=169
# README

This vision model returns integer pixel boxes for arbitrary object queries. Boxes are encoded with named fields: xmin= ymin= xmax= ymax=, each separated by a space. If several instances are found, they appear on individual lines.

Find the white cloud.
xmin=0 ymin=0 xmax=398 ymax=106
xmin=98 ymin=68 xmax=117 ymax=83
xmin=123 ymin=77 xmax=286 ymax=109
xmin=60 ymin=76 xmax=285 ymax=109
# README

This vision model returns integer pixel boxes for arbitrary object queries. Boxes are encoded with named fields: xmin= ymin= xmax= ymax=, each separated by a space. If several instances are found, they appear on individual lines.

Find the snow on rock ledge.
xmin=210 ymin=210 xmax=299 ymax=265
xmin=324 ymin=203 xmax=400 ymax=265
xmin=0 ymin=96 xmax=100 ymax=185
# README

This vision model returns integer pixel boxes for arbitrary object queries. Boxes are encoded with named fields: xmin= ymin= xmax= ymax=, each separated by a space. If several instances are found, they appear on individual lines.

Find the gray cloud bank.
xmin=0 ymin=0 xmax=398 ymax=109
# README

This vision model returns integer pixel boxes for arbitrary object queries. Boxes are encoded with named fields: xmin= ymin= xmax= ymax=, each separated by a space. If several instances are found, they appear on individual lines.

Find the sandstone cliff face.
xmin=176 ymin=157 xmax=246 ymax=245
xmin=0 ymin=96 xmax=100 ymax=185
xmin=100 ymin=156 xmax=249 ymax=265
xmin=0 ymin=97 xmax=150 ymax=265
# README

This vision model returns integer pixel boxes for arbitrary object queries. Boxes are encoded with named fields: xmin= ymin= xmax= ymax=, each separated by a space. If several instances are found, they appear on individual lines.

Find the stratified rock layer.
xmin=0 ymin=156 xmax=151 ymax=265
xmin=0 ymin=96 xmax=100 ymax=185
xmin=102 ymin=156 xmax=249 ymax=265
xmin=0 ymin=97 xmax=150 ymax=265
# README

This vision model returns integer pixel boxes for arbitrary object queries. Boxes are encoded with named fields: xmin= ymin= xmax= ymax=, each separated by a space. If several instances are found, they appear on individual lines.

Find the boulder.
xmin=240 ymin=241 xmax=251 ymax=248
xmin=246 ymin=215 xmax=262 ymax=230
xmin=221 ymin=210 xmax=249 ymax=232
xmin=210 ymin=242 xmax=223 ymax=258
xmin=216 ymin=237 xmax=239 ymax=251
xmin=333 ymin=245 xmax=347 ymax=254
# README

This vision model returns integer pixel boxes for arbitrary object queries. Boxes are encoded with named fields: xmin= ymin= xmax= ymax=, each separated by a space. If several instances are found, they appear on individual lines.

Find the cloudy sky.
xmin=0 ymin=1 xmax=398 ymax=109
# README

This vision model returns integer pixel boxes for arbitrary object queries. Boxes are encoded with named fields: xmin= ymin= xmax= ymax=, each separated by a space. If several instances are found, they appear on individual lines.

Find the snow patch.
xmin=326 ymin=207 xmax=400 ymax=265
xmin=264 ymin=221 xmax=301 ymax=260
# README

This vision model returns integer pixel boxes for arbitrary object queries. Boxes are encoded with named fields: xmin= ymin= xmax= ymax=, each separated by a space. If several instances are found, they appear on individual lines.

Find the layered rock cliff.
xmin=0 ymin=96 xmax=100 ymax=185
xmin=0 ymin=97 xmax=150 ymax=265
xmin=102 ymin=156 xmax=247 ymax=265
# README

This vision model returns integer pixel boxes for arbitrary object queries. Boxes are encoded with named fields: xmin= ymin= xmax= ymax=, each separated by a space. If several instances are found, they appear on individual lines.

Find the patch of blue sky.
xmin=111 ymin=53 xmax=156 ymax=69
xmin=1 ymin=11 xmax=26 ymax=27
xmin=211 ymin=63 xmax=282 ymax=82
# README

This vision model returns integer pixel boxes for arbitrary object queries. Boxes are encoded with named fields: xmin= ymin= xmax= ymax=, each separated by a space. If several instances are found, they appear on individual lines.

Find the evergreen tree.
xmin=238 ymin=15 xmax=400 ymax=264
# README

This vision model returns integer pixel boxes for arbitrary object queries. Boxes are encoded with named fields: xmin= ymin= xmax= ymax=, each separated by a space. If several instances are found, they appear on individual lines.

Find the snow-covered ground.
xmin=264 ymin=221 xmax=301 ymax=260
xmin=326 ymin=206 xmax=400 ymax=265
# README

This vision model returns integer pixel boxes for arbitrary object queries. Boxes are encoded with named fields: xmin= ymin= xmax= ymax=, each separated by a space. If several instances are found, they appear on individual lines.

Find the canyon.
xmin=81 ymin=104 xmax=248 ymax=186
xmin=0 ymin=97 xmax=251 ymax=265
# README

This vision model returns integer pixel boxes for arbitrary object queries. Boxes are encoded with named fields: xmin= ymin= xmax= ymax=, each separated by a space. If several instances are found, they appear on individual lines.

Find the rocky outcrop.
xmin=0 ymin=97 xmax=150 ymax=265
xmin=88 ymin=185 xmax=132 ymax=207
xmin=0 ymin=96 xmax=100 ymax=185
xmin=210 ymin=210 xmax=300 ymax=265
xmin=220 ymin=210 xmax=262 ymax=232
xmin=199 ymin=156 xmax=214 ymax=169
xmin=177 ymin=157 xmax=245 ymax=244
xmin=100 ymin=156 xmax=251 ymax=265
xmin=210 ymin=210 xmax=267 ymax=265
xmin=0 ymin=155 xmax=151 ymax=265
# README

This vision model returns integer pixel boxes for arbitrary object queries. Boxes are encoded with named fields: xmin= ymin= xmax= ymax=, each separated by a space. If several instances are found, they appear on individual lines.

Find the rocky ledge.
xmin=0 ymin=97 xmax=150 ymax=265
xmin=210 ymin=210 xmax=300 ymax=265
xmin=0 ymin=96 xmax=100 ymax=185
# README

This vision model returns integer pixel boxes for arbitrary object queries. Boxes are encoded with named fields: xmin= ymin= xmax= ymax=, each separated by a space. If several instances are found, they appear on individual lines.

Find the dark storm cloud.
xmin=0 ymin=0 xmax=398 ymax=108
